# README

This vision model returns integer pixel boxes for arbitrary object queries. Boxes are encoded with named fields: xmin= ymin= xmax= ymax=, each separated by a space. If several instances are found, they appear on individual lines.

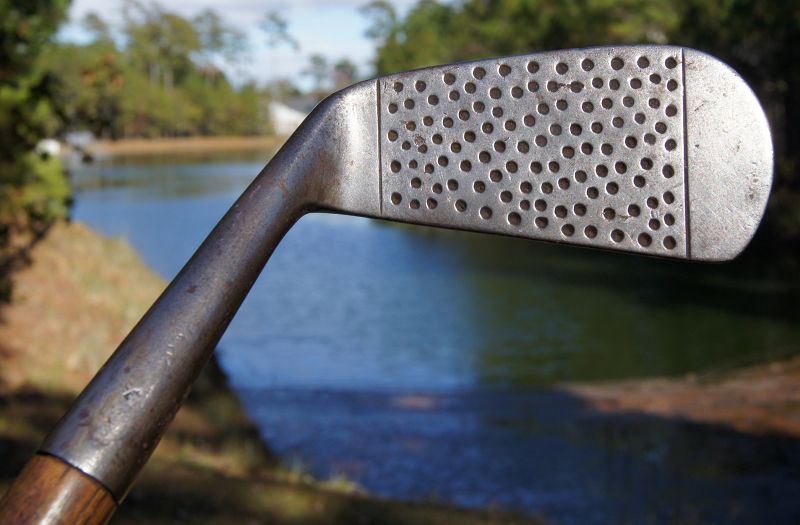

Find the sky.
xmin=61 ymin=0 xmax=416 ymax=88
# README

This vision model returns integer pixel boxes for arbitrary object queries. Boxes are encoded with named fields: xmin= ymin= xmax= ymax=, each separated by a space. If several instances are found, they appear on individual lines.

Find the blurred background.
xmin=1 ymin=1 xmax=799 ymax=524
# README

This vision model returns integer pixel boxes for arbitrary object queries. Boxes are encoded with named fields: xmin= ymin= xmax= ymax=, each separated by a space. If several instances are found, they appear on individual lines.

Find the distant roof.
xmin=268 ymin=101 xmax=307 ymax=136
xmin=64 ymin=130 xmax=96 ymax=148
xmin=282 ymin=96 xmax=318 ymax=114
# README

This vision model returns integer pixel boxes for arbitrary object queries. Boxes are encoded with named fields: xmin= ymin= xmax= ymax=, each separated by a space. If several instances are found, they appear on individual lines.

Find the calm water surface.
xmin=71 ymin=154 xmax=800 ymax=525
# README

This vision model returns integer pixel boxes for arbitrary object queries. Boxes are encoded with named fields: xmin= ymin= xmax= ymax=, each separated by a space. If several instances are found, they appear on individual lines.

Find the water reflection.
xmin=457 ymin=236 xmax=800 ymax=384
xmin=71 ymin=155 xmax=800 ymax=524
xmin=236 ymin=387 xmax=800 ymax=525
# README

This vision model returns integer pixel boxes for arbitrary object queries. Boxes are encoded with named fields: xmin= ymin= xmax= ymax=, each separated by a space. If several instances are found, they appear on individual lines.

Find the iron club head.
xmin=309 ymin=45 xmax=772 ymax=261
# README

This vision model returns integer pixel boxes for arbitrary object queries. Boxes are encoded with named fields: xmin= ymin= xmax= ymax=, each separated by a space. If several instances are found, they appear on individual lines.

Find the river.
xmin=70 ymin=151 xmax=800 ymax=525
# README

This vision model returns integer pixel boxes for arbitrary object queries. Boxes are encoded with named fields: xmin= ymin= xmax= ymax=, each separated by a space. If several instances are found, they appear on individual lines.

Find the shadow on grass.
xmin=0 ymin=389 xmax=74 ymax=478
xmin=0 ymin=222 xmax=53 ymax=304
xmin=121 ymin=461 xmax=543 ymax=525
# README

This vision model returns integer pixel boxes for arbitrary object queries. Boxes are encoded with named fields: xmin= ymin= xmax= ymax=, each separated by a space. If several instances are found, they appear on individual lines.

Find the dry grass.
xmin=0 ymin=221 xmax=165 ymax=392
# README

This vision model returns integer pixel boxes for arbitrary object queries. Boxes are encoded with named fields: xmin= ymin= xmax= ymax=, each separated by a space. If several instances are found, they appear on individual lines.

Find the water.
xmin=71 ymin=154 xmax=800 ymax=525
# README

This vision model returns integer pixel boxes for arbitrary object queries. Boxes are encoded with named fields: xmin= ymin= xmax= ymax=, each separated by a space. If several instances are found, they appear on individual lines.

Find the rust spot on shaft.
xmin=277 ymin=179 xmax=290 ymax=199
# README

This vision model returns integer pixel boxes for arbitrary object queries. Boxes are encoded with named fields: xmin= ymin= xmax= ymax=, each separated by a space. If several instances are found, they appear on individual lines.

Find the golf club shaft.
xmin=0 ymin=81 xmax=377 ymax=522
xmin=0 ymin=129 xmax=316 ymax=523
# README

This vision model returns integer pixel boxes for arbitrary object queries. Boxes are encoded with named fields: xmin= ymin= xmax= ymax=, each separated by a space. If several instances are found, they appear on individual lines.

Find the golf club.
xmin=0 ymin=45 xmax=772 ymax=524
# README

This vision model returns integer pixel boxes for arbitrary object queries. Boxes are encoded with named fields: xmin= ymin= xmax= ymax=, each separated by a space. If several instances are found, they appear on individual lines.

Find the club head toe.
xmin=684 ymin=49 xmax=773 ymax=261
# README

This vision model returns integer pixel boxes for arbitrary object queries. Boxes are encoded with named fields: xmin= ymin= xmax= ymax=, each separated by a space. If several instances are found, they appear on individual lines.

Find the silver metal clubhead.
xmin=319 ymin=45 xmax=772 ymax=261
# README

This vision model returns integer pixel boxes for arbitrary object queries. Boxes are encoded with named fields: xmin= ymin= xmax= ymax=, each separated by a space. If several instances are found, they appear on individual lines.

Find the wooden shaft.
xmin=0 ymin=454 xmax=117 ymax=525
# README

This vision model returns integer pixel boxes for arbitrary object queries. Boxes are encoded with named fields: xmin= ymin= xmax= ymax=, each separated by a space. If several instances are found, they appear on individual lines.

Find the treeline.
xmin=1 ymin=0 xmax=71 ymax=254
xmin=42 ymin=2 xmax=268 ymax=139
xmin=1 ymin=0 xmax=364 ymax=284
xmin=362 ymin=0 xmax=800 ymax=244
xmin=40 ymin=2 xmax=365 ymax=140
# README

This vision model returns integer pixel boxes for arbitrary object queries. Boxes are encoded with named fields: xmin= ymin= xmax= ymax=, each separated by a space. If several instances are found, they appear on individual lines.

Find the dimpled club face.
xmin=380 ymin=47 xmax=688 ymax=256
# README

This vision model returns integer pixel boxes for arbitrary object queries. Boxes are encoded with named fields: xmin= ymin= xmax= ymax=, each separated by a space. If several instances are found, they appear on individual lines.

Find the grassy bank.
xmin=0 ymin=221 xmax=541 ymax=524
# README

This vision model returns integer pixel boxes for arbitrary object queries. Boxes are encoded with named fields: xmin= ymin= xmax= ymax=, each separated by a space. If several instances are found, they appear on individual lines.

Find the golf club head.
xmin=308 ymin=45 xmax=772 ymax=261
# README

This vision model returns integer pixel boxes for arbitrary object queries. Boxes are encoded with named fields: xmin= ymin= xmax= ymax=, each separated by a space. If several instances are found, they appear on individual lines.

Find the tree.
xmin=82 ymin=12 xmax=114 ymax=45
xmin=39 ymin=4 xmax=272 ymax=139
xmin=333 ymin=59 xmax=359 ymax=90
xmin=361 ymin=1 xmax=398 ymax=45
xmin=0 ymin=0 xmax=71 ymax=235
xmin=259 ymin=11 xmax=299 ymax=51
xmin=303 ymin=54 xmax=330 ymax=100
xmin=123 ymin=0 xmax=201 ymax=90
xmin=259 ymin=10 xmax=299 ymax=95
xmin=360 ymin=1 xmax=402 ymax=75
xmin=193 ymin=8 xmax=247 ymax=80
xmin=267 ymin=79 xmax=302 ymax=102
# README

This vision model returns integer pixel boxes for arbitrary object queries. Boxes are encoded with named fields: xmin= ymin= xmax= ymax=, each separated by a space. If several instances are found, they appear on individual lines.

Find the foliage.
xmin=40 ymin=1 xmax=270 ymax=139
xmin=303 ymin=54 xmax=329 ymax=93
xmin=0 ymin=0 xmax=71 ymax=243
xmin=302 ymin=55 xmax=361 ymax=100
xmin=193 ymin=9 xmax=247 ymax=66
xmin=16 ymin=154 xmax=71 ymax=224
xmin=260 ymin=10 xmax=299 ymax=51
xmin=363 ymin=0 xmax=800 ymax=243
xmin=33 ymin=1 xmax=361 ymax=138
xmin=333 ymin=59 xmax=360 ymax=91
xmin=365 ymin=0 xmax=672 ymax=83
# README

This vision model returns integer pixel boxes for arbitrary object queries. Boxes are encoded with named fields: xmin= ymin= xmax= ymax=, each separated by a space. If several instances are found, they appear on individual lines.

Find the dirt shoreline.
xmin=84 ymin=135 xmax=286 ymax=157
xmin=562 ymin=357 xmax=800 ymax=438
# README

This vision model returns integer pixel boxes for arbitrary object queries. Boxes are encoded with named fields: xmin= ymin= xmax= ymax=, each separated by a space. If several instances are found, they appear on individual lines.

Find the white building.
xmin=269 ymin=101 xmax=307 ymax=136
